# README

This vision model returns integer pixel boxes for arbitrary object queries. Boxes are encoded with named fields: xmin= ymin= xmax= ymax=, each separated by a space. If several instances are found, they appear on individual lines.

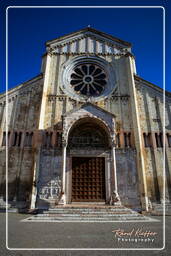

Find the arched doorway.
xmin=66 ymin=117 xmax=111 ymax=203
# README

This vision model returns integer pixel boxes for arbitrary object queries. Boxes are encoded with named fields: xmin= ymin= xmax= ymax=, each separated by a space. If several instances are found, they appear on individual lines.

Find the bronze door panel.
xmin=72 ymin=157 xmax=105 ymax=202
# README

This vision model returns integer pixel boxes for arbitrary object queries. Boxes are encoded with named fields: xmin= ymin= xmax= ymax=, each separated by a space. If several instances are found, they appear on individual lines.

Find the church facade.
xmin=0 ymin=27 xmax=171 ymax=212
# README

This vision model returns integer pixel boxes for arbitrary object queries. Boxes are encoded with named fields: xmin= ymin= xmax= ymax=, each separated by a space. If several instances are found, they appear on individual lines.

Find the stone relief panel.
xmin=38 ymin=176 xmax=62 ymax=200
xmin=116 ymin=149 xmax=141 ymax=210
xmin=36 ymin=150 xmax=62 ymax=207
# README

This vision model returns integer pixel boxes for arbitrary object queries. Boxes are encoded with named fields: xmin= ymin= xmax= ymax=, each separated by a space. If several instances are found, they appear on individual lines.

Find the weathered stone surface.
xmin=0 ymin=28 xmax=170 ymax=213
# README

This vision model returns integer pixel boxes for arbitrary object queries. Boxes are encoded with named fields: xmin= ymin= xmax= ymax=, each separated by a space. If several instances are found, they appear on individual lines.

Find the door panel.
xmin=72 ymin=157 xmax=105 ymax=202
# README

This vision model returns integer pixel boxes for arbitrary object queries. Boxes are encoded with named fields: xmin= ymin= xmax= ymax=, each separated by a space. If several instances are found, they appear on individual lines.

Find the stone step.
xmin=43 ymin=209 xmax=138 ymax=214
xmin=35 ymin=213 xmax=141 ymax=217
xmin=22 ymin=205 xmax=159 ymax=222
xmin=23 ymin=215 xmax=157 ymax=222
xmin=44 ymin=209 xmax=135 ymax=214
xmin=44 ymin=207 xmax=135 ymax=212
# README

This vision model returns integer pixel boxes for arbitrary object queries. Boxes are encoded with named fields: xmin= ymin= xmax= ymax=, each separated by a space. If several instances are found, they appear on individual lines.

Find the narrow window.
xmin=116 ymin=133 xmax=120 ymax=148
xmin=12 ymin=132 xmax=18 ymax=146
xmin=159 ymin=133 xmax=163 ymax=147
xmin=24 ymin=132 xmax=29 ymax=147
xmin=127 ymin=133 xmax=131 ymax=147
xmin=2 ymin=132 xmax=6 ymax=146
xmin=57 ymin=132 xmax=62 ymax=147
xmin=47 ymin=132 xmax=52 ymax=148
xmin=124 ymin=133 xmax=128 ymax=148
xmin=167 ymin=134 xmax=171 ymax=147
xmin=143 ymin=133 xmax=147 ymax=147
xmin=143 ymin=133 xmax=151 ymax=147
xmin=43 ymin=132 xmax=49 ymax=147
xmin=17 ymin=132 xmax=22 ymax=147
xmin=8 ymin=132 xmax=10 ymax=146
xmin=28 ymin=132 xmax=33 ymax=147
xmin=155 ymin=133 xmax=163 ymax=148
xmin=147 ymin=133 xmax=151 ymax=147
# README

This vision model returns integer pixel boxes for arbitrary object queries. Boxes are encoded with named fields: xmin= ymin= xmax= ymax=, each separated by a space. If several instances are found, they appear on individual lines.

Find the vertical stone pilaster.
xmin=39 ymin=53 xmax=52 ymax=130
xmin=126 ymin=55 xmax=149 ymax=211
xmin=130 ymin=130 xmax=135 ymax=148
xmin=111 ymin=140 xmax=121 ymax=205
xmin=120 ymin=131 xmax=125 ymax=148
xmin=8 ymin=130 xmax=14 ymax=147
xmin=30 ymin=148 xmax=41 ymax=209
xmin=151 ymin=132 xmax=157 ymax=149
xmin=20 ymin=131 xmax=25 ymax=148
xmin=59 ymin=142 xmax=67 ymax=205
xmin=51 ymin=131 xmax=57 ymax=147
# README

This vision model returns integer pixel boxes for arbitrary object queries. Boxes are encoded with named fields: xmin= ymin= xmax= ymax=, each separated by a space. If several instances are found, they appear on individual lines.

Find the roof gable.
xmin=64 ymin=102 xmax=116 ymax=118
xmin=46 ymin=27 xmax=131 ymax=55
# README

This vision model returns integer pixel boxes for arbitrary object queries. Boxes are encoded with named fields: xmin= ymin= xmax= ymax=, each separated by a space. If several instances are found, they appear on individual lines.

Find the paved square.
xmin=1 ymin=213 xmax=171 ymax=255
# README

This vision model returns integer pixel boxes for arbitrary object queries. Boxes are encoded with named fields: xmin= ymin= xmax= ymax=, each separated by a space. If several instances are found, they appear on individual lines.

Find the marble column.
xmin=59 ymin=140 xmax=67 ymax=205
xmin=111 ymin=137 xmax=121 ymax=205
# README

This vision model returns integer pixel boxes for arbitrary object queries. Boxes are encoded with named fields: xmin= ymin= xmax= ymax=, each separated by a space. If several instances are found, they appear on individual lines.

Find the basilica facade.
xmin=0 ymin=27 xmax=171 ymax=213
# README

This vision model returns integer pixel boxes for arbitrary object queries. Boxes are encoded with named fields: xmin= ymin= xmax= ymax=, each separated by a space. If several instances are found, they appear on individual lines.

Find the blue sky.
xmin=0 ymin=0 xmax=170 ymax=93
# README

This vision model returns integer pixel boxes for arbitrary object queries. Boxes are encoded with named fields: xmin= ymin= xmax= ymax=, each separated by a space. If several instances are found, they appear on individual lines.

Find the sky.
xmin=0 ymin=0 xmax=170 ymax=93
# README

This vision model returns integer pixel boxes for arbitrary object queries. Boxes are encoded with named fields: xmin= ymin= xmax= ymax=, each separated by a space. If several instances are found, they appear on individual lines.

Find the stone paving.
xmin=0 ymin=213 xmax=171 ymax=256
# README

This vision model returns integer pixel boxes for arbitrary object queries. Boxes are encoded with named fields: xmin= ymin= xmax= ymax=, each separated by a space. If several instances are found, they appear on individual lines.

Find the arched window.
xmin=18 ymin=132 xmax=22 ymax=147
xmin=24 ymin=132 xmax=33 ymax=147
xmin=2 ymin=132 xmax=6 ymax=146
xmin=43 ymin=132 xmax=52 ymax=148
xmin=124 ymin=132 xmax=131 ymax=148
xmin=155 ymin=133 xmax=163 ymax=148
xmin=12 ymin=132 xmax=18 ymax=146
xmin=56 ymin=132 xmax=62 ymax=147
xmin=116 ymin=133 xmax=120 ymax=148
xmin=167 ymin=134 xmax=171 ymax=147
xmin=143 ymin=133 xmax=151 ymax=147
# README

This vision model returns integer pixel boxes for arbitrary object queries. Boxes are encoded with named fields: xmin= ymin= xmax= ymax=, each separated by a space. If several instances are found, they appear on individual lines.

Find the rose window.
xmin=70 ymin=64 xmax=107 ymax=96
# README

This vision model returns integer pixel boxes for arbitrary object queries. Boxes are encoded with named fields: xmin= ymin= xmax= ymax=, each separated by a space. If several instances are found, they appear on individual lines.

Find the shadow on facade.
xmin=0 ymin=178 xmax=32 ymax=211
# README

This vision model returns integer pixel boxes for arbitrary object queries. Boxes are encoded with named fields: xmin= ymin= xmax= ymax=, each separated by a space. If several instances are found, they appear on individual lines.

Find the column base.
xmin=58 ymin=194 xmax=66 ymax=205
xmin=113 ymin=200 xmax=122 ymax=206
xmin=110 ymin=190 xmax=121 ymax=206
xmin=141 ymin=196 xmax=149 ymax=212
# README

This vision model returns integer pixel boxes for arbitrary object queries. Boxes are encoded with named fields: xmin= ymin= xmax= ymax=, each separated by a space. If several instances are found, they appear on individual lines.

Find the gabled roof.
xmin=63 ymin=102 xmax=116 ymax=118
xmin=46 ymin=27 xmax=131 ymax=48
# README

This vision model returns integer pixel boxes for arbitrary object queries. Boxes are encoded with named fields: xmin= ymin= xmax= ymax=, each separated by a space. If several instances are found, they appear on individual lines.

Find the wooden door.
xmin=72 ymin=157 xmax=105 ymax=202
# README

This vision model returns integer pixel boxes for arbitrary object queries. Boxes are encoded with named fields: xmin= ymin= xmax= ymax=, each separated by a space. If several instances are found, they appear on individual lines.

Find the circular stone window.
xmin=70 ymin=64 xmax=106 ymax=96
xmin=61 ymin=56 xmax=116 ymax=102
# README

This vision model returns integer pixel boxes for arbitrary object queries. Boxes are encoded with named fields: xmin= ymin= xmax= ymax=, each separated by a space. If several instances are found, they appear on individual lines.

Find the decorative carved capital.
xmin=62 ymin=137 xmax=67 ymax=147
xmin=111 ymin=136 xmax=116 ymax=147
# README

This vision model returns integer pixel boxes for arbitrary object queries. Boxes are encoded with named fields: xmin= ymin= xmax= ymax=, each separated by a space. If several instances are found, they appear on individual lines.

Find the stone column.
xmin=111 ymin=137 xmax=121 ymax=205
xmin=58 ymin=140 xmax=67 ymax=205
